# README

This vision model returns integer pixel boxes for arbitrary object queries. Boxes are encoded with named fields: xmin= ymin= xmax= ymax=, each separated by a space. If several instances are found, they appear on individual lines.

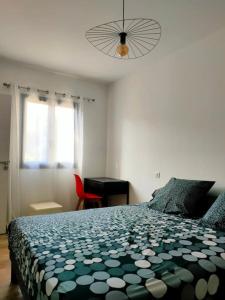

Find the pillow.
xmin=149 ymin=177 xmax=215 ymax=217
xmin=202 ymin=193 xmax=217 ymax=215
xmin=201 ymin=192 xmax=225 ymax=230
xmin=151 ymin=188 xmax=162 ymax=198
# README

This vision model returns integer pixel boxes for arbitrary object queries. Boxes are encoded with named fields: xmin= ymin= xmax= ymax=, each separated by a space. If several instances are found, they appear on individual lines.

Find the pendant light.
xmin=86 ymin=0 xmax=161 ymax=60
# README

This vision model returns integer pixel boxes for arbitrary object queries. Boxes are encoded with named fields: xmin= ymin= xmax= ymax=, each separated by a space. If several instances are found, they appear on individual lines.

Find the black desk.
xmin=84 ymin=177 xmax=129 ymax=207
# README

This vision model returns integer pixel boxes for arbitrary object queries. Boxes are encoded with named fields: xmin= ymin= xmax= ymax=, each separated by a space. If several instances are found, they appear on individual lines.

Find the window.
xmin=55 ymin=103 xmax=75 ymax=167
xmin=21 ymin=93 xmax=79 ymax=168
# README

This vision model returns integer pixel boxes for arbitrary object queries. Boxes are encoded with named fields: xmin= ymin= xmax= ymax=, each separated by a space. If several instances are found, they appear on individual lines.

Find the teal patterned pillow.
xmin=149 ymin=178 xmax=176 ymax=212
xmin=151 ymin=188 xmax=162 ymax=198
xmin=201 ymin=192 xmax=225 ymax=230
xmin=149 ymin=178 xmax=215 ymax=217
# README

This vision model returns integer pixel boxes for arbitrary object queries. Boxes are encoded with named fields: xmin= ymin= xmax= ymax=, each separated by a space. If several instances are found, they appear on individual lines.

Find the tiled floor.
xmin=0 ymin=235 xmax=22 ymax=300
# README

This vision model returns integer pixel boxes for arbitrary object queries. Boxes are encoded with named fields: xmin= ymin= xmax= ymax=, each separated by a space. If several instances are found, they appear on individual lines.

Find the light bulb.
xmin=116 ymin=43 xmax=129 ymax=57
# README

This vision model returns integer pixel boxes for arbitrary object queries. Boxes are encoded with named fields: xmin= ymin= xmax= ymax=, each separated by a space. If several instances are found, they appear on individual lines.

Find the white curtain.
xmin=8 ymin=87 xmax=83 ymax=219
xmin=8 ymin=85 xmax=21 ymax=221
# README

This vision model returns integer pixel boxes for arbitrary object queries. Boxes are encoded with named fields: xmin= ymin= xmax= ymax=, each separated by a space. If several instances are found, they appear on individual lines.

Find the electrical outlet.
xmin=155 ymin=172 xmax=160 ymax=178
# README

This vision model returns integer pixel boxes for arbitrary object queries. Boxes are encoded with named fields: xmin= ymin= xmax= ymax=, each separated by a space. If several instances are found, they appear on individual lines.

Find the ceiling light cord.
xmin=123 ymin=0 xmax=125 ymax=31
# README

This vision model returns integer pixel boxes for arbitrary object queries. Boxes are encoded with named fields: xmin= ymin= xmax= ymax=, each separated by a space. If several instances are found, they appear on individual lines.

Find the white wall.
xmin=0 ymin=94 xmax=11 ymax=161
xmin=0 ymin=58 xmax=108 ymax=214
xmin=106 ymin=26 xmax=225 ymax=204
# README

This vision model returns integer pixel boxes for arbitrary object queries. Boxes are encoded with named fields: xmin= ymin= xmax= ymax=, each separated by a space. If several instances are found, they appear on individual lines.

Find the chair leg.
xmin=81 ymin=200 xmax=85 ymax=210
xmin=76 ymin=198 xmax=83 ymax=210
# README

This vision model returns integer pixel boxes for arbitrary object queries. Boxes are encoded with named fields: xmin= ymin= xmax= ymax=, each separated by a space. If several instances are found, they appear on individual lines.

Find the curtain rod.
xmin=2 ymin=82 xmax=95 ymax=102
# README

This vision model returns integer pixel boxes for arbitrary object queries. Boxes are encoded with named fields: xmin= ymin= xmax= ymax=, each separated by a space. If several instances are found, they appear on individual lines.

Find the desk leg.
xmin=102 ymin=195 xmax=108 ymax=207
xmin=126 ymin=189 xmax=129 ymax=205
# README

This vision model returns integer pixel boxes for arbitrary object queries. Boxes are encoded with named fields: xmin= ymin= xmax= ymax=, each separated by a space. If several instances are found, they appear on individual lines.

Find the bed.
xmin=8 ymin=203 xmax=225 ymax=300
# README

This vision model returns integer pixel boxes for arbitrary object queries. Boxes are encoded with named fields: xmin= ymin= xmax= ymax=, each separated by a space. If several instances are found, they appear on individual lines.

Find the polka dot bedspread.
xmin=8 ymin=204 xmax=225 ymax=300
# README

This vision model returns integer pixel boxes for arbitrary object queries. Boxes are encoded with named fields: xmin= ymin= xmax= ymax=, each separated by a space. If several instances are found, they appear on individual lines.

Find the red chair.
xmin=74 ymin=174 xmax=102 ymax=210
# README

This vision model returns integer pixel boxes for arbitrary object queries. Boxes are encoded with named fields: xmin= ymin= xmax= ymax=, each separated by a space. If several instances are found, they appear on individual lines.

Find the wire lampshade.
xmin=86 ymin=1 xmax=161 ymax=60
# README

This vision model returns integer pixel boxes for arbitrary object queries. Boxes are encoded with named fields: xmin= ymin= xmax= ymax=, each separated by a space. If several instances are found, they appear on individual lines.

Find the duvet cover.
xmin=8 ymin=204 xmax=225 ymax=300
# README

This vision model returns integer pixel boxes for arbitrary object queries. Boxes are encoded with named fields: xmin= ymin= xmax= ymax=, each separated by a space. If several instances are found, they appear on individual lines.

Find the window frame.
xmin=20 ymin=93 xmax=78 ymax=169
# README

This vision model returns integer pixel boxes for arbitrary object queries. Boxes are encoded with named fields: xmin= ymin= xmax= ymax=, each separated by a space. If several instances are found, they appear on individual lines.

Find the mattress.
xmin=8 ymin=204 xmax=225 ymax=300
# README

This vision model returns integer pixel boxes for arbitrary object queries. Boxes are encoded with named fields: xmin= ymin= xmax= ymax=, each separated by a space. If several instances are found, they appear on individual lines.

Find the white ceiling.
xmin=0 ymin=0 xmax=225 ymax=83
